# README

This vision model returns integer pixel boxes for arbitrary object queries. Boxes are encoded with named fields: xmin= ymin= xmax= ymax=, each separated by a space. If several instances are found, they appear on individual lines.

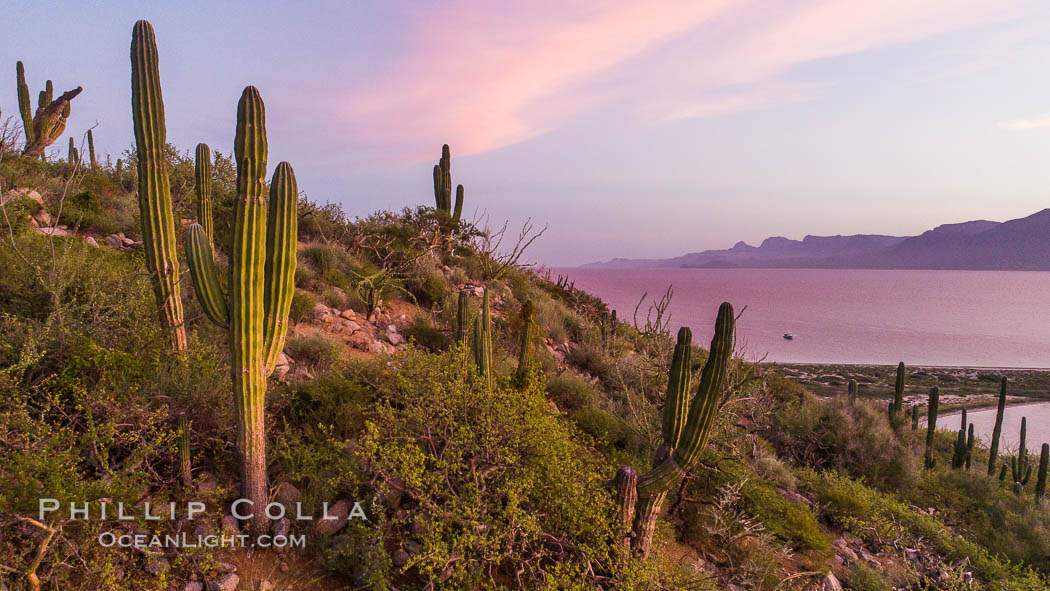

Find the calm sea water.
xmin=554 ymin=268 xmax=1050 ymax=368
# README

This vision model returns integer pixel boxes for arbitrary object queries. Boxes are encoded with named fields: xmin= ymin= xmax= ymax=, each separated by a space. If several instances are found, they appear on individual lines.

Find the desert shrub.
xmin=289 ymin=289 xmax=318 ymax=323
xmin=404 ymin=265 xmax=448 ymax=309
xmin=403 ymin=314 xmax=449 ymax=352
xmin=546 ymin=374 xmax=598 ymax=412
xmin=566 ymin=340 xmax=612 ymax=383
xmin=349 ymin=348 xmax=623 ymax=588
xmin=849 ymin=563 xmax=892 ymax=591
xmin=285 ymin=333 xmax=340 ymax=369
xmin=302 ymin=242 xmax=347 ymax=274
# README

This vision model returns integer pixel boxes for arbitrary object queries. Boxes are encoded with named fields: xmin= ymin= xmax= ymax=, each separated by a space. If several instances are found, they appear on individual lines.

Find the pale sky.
xmin=5 ymin=1 xmax=1050 ymax=265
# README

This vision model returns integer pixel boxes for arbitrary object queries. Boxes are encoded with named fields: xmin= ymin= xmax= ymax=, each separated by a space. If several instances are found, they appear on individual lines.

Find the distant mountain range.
xmin=585 ymin=209 xmax=1050 ymax=270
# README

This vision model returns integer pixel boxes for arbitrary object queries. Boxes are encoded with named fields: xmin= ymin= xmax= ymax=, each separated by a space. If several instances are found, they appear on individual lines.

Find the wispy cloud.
xmin=999 ymin=115 xmax=1050 ymax=130
xmin=342 ymin=0 xmax=1029 ymax=162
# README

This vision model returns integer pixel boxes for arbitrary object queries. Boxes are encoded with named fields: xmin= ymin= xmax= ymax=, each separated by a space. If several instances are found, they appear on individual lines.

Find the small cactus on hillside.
xmin=455 ymin=290 xmax=469 ymax=344
xmin=889 ymin=361 xmax=905 ymax=426
xmin=67 ymin=136 xmax=76 ymax=164
xmin=951 ymin=409 xmax=968 ymax=470
xmin=847 ymin=379 xmax=857 ymax=406
xmin=965 ymin=424 xmax=975 ymax=470
xmin=911 ymin=405 xmax=920 ymax=430
xmin=178 ymin=414 xmax=191 ymax=488
xmin=471 ymin=288 xmax=493 ymax=391
xmin=87 ymin=129 xmax=97 ymax=168
xmin=1036 ymin=443 xmax=1049 ymax=503
xmin=514 ymin=300 xmax=535 ymax=386
xmin=1010 ymin=417 xmax=1032 ymax=487
xmin=432 ymin=144 xmax=464 ymax=224
xmin=988 ymin=377 xmax=1008 ymax=476
xmin=923 ymin=387 xmax=939 ymax=470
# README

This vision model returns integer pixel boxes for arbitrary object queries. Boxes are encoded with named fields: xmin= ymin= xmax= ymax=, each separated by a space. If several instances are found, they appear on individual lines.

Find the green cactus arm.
xmin=185 ymin=223 xmax=229 ymax=326
xmin=87 ymin=129 xmax=97 ymax=168
xmin=923 ymin=387 xmax=939 ymax=470
xmin=439 ymin=144 xmax=452 ymax=211
xmin=131 ymin=19 xmax=186 ymax=351
xmin=661 ymin=327 xmax=693 ymax=449
xmin=16 ymin=62 xmax=35 ymax=144
xmin=262 ymin=161 xmax=298 ymax=373
xmin=453 ymin=184 xmax=464 ymax=222
xmin=515 ymin=300 xmax=536 ymax=384
xmin=68 ymin=137 xmax=75 ymax=164
xmin=432 ymin=165 xmax=443 ymax=210
xmin=43 ymin=80 xmax=53 ymax=107
xmin=195 ymin=143 xmax=214 ymax=243
xmin=1036 ymin=444 xmax=1048 ymax=502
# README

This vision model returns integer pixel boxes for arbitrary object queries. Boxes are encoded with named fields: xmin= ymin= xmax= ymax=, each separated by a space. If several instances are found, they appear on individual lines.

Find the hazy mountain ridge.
xmin=586 ymin=209 xmax=1050 ymax=270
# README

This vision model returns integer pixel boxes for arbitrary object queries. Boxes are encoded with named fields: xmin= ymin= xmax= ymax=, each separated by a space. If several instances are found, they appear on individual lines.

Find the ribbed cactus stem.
xmin=847 ymin=379 xmax=857 ymax=406
xmin=965 ymin=423 xmax=974 ymax=470
xmin=630 ymin=302 xmax=734 ymax=558
xmin=661 ymin=327 xmax=693 ymax=449
xmin=951 ymin=409 xmax=967 ymax=470
xmin=194 ymin=143 xmax=214 ymax=243
xmin=988 ymin=377 xmax=1008 ymax=476
xmin=455 ymin=290 xmax=469 ymax=344
xmin=131 ymin=20 xmax=187 ymax=352
xmin=911 ymin=405 xmax=920 ymax=430
xmin=600 ymin=311 xmax=609 ymax=349
xmin=483 ymin=287 xmax=492 ymax=386
xmin=514 ymin=300 xmax=535 ymax=385
xmin=1036 ymin=444 xmax=1048 ymax=503
xmin=1014 ymin=482 xmax=1023 ymax=497
xmin=261 ymin=161 xmax=298 ymax=372
xmin=178 ymin=414 xmax=192 ymax=488
xmin=67 ymin=137 xmax=75 ymax=164
xmin=924 ymin=387 xmax=939 ymax=470
xmin=1019 ymin=417 xmax=1028 ymax=472
xmin=186 ymin=224 xmax=229 ymax=325
xmin=613 ymin=466 xmax=638 ymax=557
xmin=87 ymin=129 xmax=96 ymax=168
xmin=16 ymin=61 xmax=34 ymax=144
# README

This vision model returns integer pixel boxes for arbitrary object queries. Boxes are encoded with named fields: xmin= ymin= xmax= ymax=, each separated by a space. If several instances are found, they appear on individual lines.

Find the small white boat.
xmin=783 ymin=333 xmax=794 ymax=340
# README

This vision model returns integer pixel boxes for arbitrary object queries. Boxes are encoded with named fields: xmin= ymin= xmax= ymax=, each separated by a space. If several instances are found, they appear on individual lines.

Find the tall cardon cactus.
xmin=1010 ymin=417 xmax=1032 ymax=488
xmin=185 ymin=86 xmax=298 ymax=537
xmin=87 ymin=129 xmax=97 ymax=168
xmin=923 ymin=387 xmax=939 ymax=470
xmin=951 ymin=409 xmax=968 ymax=470
xmin=847 ymin=379 xmax=857 ymax=406
xmin=988 ymin=377 xmax=1008 ymax=476
xmin=889 ymin=361 xmax=905 ymax=426
xmin=617 ymin=304 xmax=734 ymax=559
xmin=1036 ymin=444 xmax=1049 ymax=503
xmin=455 ymin=290 xmax=469 ymax=344
xmin=131 ymin=21 xmax=187 ymax=351
xmin=432 ymin=144 xmax=464 ymax=223
xmin=911 ymin=405 xmax=920 ymax=430
xmin=194 ymin=143 xmax=214 ymax=243
xmin=17 ymin=60 xmax=82 ymax=159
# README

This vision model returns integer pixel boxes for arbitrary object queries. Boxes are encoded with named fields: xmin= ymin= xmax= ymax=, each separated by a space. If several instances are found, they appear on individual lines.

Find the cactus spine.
xmin=626 ymin=303 xmax=734 ymax=558
xmin=87 ymin=129 xmax=97 ymax=168
xmin=455 ymin=290 xmax=469 ymax=344
xmin=951 ymin=409 xmax=968 ymax=470
xmin=924 ymin=387 xmax=939 ymax=470
xmin=185 ymin=86 xmax=298 ymax=537
xmin=1036 ymin=443 xmax=1049 ymax=503
xmin=515 ymin=300 xmax=535 ymax=385
xmin=131 ymin=21 xmax=187 ymax=352
xmin=17 ymin=61 xmax=81 ymax=159
xmin=194 ymin=143 xmax=213 ymax=243
xmin=847 ymin=379 xmax=857 ymax=406
xmin=988 ymin=377 xmax=1008 ymax=476
xmin=178 ymin=414 xmax=192 ymax=488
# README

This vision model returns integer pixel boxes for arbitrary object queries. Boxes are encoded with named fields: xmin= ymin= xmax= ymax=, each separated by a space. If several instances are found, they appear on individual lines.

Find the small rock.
xmin=822 ymin=573 xmax=843 ymax=591
xmin=343 ymin=320 xmax=362 ymax=333
xmin=316 ymin=500 xmax=350 ymax=536
xmin=340 ymin=309 xmax=357 ymax=320
xmin=106 ymin=234 xmax=124 ymax=248
xmin=121 ymin=236 xmax=136 ymax=247
xmin=198 ymin=472 xmax=218 ymax=493
xmin=392 ymin=549 xmax=410 ymax=567
xmin=31 ymin=209 xmax=52 ymax=226
xmin=215 ymin=561 xmax=237 ymax=573
xmin=274 ymin=482 xmax=301 ymax=508
xmin=207 ymin=573 xmax=239 ymax=591
xmin=33 ymin=225 xmax=71 ymax=237
xmin=370 ymin=341 xmax=389 ymax=355
xmin=386 ymin=331 xmax=403 ymax=345
xmin=310 ymin=302 xmax=331 ymax=321
xmin=257 ymin=581 xmax=274 ymax=591
xmin=184 ymin=583 xmax=204 ymax=591
xmin=85 ymin=236 xmax=99 ymax=247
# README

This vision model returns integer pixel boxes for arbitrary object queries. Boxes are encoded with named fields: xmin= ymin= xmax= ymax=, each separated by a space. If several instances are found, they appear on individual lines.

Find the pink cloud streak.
xmin=343 ymin=0 xmax=1029 ymax=163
